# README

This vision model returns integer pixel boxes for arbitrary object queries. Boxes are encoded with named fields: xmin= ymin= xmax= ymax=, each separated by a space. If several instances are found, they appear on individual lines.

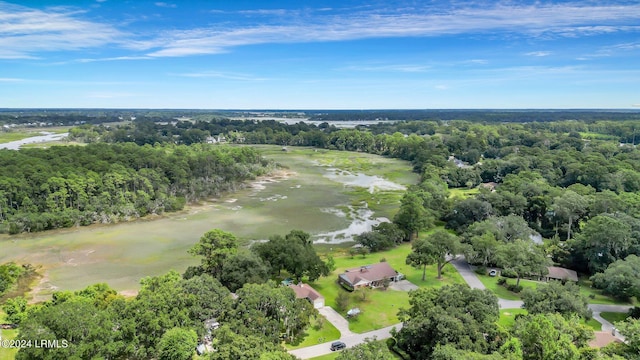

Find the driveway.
xmin=389 ymin=279 xmax=419 ymax=291
xmin=317 ymin=306 xmax=354 ymax=337
xmin=450 ymin=256 xmax=486 ymax=290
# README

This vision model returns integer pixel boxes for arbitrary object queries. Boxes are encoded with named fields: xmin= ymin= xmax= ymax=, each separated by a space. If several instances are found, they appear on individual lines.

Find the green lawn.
xmin=601 ymin=312 xmax=629 ymax=324
xmin=476 ymin=274 xmax=539 ymax=300
xmin=0 ymin=310 xmax=19 ymax=360
xmin=286 ymin=316 xmax=341 ymax=350
xmin=310 ymin=353 xmax=339 ymax=360
xmin=577 ymin=279 xmax=633 ymax=306
xmin=310 ymin=243 xmax=464 ymax=333
xmin=449 ymin=187 xmax=480 ymax=199
xmin=498 ymin=308 xmax=528 ymax=329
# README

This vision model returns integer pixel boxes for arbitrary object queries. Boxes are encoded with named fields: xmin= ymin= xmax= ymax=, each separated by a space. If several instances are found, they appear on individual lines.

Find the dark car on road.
xmin=330 ymin=341 xmax=346 ymax=351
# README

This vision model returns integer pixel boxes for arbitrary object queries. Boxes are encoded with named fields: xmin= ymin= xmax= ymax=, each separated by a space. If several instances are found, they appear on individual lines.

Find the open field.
xmin=0 ymin=146 xmax=416 ymax=300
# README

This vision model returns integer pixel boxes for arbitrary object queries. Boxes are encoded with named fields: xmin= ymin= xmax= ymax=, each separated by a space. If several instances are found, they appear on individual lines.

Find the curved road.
xmin=289 ymin=257 xmax=632 ymax=359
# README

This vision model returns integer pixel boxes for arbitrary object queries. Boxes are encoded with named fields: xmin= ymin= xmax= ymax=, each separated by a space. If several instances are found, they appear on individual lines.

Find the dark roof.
xmin=339 ymin=262 xmax=397 ymax=286
xmin=289 ymin=283 xmax=324 ymax=301
xmin=547 ymin=266 xmax=579 ymax=282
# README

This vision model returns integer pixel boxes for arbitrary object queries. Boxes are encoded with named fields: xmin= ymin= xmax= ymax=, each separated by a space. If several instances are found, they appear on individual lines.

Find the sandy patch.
xmin=119 ymin=289 xmax=139 ymax=298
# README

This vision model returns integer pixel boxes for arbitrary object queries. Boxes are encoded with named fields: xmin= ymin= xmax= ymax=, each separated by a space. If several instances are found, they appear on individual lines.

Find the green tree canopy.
xmin=406 ymin=229 xmax=467 ymax=280
xmin=396 ymin=284 xmax=501 ymax=359
xmin=522 ymin=281 xmax=592 ymax=319
xmin=496 ymin=240 xmax=549 ymax=287
xmin=189 ymin=229 xmax=238 ymax=278
xmin=157 ymin=328 xmax=198 ymax=360
xmin=591 ymin=254 xmax=640 ymax=300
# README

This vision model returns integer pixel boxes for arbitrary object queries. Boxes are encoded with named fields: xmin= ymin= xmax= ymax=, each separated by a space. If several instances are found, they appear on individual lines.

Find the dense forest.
xmin=0 ymin=143 xmax=270 ymax=233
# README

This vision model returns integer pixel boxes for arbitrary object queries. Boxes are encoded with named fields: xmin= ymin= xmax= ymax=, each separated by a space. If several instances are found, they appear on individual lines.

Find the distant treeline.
xmin=3 ymin=109 xmax=640 ymax=126
xmin=308 ymin=110 xmax=640 ymax=122
xmin=0 ymin=144 xmax=270 ymax=234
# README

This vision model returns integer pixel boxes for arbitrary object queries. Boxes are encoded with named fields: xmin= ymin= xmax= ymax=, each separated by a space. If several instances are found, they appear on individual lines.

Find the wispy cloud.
xmin=85 ymin=91 xmax=141 ymax=99
xmin=0 ymin=2 xmax=124 ymax=59
xmin=144 ymin=3 xmax=640 ymax=57
xmin=71 ymin=56 xmax=153 ymax=63
xmin=525 ymin=51 xmax=552 ymax=57
xmin=3 ymin=2 xmax=640 ymax=60
xmin=0 ymin=77 xmax=25 ymax=82
xmin=578 ymin=41 xmax=640 ymax=60
xmin=341 ymin=64 xmax=431 ymax=73
xmin=174 ymin=71 xmax=269 ymax=81
xmin=154 ymin=2 xmax=176 ymax=9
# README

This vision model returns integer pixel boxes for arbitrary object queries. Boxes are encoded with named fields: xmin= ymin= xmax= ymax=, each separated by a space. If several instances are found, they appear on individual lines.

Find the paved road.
xmin=289 ymin=323 xmax=402 ymax=359
xmin=289 ymin=257 xmax=632 ymax=358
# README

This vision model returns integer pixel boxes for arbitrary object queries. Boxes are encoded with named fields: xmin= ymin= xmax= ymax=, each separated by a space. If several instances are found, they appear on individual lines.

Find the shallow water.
xmin=323 ymin=168 xmax=407 ymax=194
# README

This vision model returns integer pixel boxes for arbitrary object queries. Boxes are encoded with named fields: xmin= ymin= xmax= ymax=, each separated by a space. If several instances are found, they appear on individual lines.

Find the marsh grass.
xmin=0 ymin=146 xmax=417 ymax=298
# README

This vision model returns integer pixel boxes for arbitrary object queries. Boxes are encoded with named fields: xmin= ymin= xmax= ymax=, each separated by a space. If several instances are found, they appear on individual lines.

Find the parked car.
xmin=489 ymin=269 xmax=498 ymax=277
xmin=330 ymin=341 xmax=346 ymax=351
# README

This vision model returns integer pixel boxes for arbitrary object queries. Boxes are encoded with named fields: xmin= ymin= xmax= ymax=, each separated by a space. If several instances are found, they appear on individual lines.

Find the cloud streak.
xmin=174 ymin=71 xmax=269 ymax=81
xmin=144 ymin=2 xmax=640 ymax=57
xmin=0 ymin=2 xmax=124 ymax=59
xmin=2 ymin=1 xmax=640 ymax=60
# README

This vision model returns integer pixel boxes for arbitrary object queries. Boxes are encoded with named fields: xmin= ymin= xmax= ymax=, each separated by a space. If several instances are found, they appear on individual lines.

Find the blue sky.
xmin=1 ymin=0 xmax=639 ymax=109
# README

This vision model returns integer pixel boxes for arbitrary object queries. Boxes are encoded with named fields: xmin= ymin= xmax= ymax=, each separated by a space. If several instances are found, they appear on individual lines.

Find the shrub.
xmin=507 ymin=284 xmax=523 ymax=293
xmin=497 ymin=277 xmax=507 ymax=286
xmin=628 ymin=306 xmax=640 ymax=319
xmin=474 ymin=266 xmax=487 ymax=275
xmin=501 ymin=269 xmax=518 ymax=278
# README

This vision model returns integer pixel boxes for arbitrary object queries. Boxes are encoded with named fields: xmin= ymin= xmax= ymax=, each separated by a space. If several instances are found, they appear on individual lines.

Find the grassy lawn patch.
xmin=310 ymin=353 xmax=339 ymax=360
xmin=476 ymin=274 xmax=539 ymax=300
xmin=577 ymin=279 xmax=633 ymax=306
xmin=498 ymin=308 xmax=527 ymax=329
xmin=449 ymin=187 xmax=480 ymax=199
xmin=584 ymin=317 xmax=603 ymax=331
xmin=286 ymin=316 xmax=341 ymax=350
xmin=0 ymin=310 xmax=19 ymax=360
xmin=601 ymin=312 xmax=629 ymax=324
xmin=347 ymin=289 xmax=409 ymax=333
